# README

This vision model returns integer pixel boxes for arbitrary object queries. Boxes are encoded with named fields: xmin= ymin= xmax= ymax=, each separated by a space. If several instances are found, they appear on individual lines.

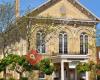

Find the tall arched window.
xmin=80 ymin=32 xmax=88 ymax=54
xmin=59 ymin=32 xmax=67 ymax=54
xmin=36 ymin=31 xmax=45 ymax=53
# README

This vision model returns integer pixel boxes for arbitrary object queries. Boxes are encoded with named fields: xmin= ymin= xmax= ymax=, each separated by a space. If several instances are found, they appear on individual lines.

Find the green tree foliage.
xmin=38 ymin=58 xmax=54 ymax=75
xmin=76 ymin=61 xmax=96 ymax=73
xmin=0 ymin=54 xmax=33 ymax=79
xmin=0 ymin=54 xmax=55 ymax=79
xmin=0 ymin=54 xmax=19 ymax=72
xmin=76 ymin=62 xmax=90 ymax=73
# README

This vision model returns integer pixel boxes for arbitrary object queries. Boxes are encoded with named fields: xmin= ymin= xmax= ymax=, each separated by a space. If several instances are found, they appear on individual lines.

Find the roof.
xmin=27 ymin=0 xmax=100 ymax=22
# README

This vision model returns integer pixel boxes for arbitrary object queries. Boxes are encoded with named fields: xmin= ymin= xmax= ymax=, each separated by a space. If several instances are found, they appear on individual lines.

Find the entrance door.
xmin=64 ymin=70 xmax=67 ymax=80
xmin=69 ymin=69 xmax=75 ymax=80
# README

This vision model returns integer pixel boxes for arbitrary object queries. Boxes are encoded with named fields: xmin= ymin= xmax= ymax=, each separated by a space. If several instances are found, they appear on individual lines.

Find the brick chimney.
xmin=15 ymin=0 xmax=20 ymax=18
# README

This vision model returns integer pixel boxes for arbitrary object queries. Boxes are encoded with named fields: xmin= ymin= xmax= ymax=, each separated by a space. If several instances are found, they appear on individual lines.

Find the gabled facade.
xmin=26 ymin=0 xmax=99 ymax=80
xmin=0 ymin=0 xmax=100 ymax=80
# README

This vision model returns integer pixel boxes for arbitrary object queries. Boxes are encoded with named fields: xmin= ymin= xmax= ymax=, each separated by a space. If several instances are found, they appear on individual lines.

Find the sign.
xmin=69 ymin=62 xmax=78 ymax=68
xmin=26 ymin=49 xmax=42 ymax=65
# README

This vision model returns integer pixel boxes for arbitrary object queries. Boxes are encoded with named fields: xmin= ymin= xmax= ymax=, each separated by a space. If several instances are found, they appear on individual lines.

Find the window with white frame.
xmin=38 ymin=72 xmax=46 ymax=80
xmin=36 ymin=31 xmax=45 ymax=53
xmin=59 ymin=32 xmax=67 ymax=54
xmin=80 ymin=32 xmax=88 ymax=54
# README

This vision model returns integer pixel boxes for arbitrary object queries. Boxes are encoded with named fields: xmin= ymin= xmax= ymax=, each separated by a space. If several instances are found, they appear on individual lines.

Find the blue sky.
xmin=0 ymin=0 xmax=100 ymax=18
xmin=0 ymin=0 xmax=100 ymax=45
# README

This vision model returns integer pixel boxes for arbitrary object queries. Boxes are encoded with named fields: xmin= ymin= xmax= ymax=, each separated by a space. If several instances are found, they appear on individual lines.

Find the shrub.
xmin=9 ymin=77 xmax=16 ymax=80
xmin=76 ymin=62 xmax=90 ymax=73
xmin=0 ymin=78 xmax=5 ymax=80
xmin=39 ymin=58 xmax=54 ymax=75
xmin=20 ymin=77 xmax=28 ymax=80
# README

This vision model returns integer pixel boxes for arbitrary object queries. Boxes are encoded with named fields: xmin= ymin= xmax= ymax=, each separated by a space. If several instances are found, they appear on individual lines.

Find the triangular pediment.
xmin=28 ymin=0 xmax=100 ymax=21
xmin=37 ymin=0 xmax=92 ymax=20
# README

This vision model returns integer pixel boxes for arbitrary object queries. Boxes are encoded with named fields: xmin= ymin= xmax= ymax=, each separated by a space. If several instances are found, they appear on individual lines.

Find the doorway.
xmin=64 ymin=69 xmax=67 ymax=80
xmin=69 ymin=69 xmax=75 ymax=80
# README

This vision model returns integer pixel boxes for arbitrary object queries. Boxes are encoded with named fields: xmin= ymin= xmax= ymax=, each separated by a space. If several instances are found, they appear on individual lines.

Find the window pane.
xmin=80 ymin=33 xmax=88 ymax=54
xmin=85 ymin=35 xmax=88 ymax=54
xmin=36 ymin=31 xmax=45 ymax=53
xmin=42 ymin=44 xmax=45 ymax=53
xmin=59 ymin=32 xmax=67 ymax=54
xmin=41 ymin=33 xmax=45 ymax=53
xmin=64 ymin=34 xmax=67 ymax=54
xmin=59 ymin=34 xmax=63 ymax=53
xmin=80 ymin=34 xmax=83 ymax=54
xmin=36 ymin=33 xmax=41 ymax=52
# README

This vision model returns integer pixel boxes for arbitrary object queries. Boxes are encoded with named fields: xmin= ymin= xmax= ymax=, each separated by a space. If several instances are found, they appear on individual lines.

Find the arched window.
xmin=36 ymin=31 xmax=45 ymax=53
xmin=80 ymin=32 xmax=88 ymax=54
xmin=59 ymin=32 xmax=67 ymax=54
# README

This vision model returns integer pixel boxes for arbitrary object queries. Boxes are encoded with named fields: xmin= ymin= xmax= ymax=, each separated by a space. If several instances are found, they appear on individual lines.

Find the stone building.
xmin=0 ymin=0 xmax=100 ymax=80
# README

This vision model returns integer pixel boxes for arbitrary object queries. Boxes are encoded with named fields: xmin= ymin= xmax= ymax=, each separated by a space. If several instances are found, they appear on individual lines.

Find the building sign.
xmin=69 ymin=62 xmax=78 ymax=68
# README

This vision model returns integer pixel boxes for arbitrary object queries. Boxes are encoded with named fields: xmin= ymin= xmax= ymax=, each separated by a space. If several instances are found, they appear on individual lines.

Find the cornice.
xmin=27 ymin=17 xmax=98 ymax=26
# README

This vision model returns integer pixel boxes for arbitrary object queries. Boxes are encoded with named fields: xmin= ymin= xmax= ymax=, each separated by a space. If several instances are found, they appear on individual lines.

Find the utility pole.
xmin=15 ymin=0 xmax=20 ymax=18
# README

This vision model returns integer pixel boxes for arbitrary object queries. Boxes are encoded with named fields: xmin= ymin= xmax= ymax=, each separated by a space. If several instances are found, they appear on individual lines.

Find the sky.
xmin=0 ymin=0 xmax=100 ymax=45
xmin=0 ymin=0 xmax=99 ymax=18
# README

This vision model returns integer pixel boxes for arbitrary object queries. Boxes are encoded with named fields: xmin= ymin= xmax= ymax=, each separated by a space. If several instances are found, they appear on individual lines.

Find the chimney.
xmin=15 ymin=0 xmax=20 ymax=18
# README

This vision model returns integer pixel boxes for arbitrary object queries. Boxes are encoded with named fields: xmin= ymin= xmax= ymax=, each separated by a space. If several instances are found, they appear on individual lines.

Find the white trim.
xmin=38 ymin=78 xmax=46 ymax=80
xmin=62 ymin=59 xmax=88 ymax=63
xmin=80 ymin=60 xmax=88 ymax=63
xmin=86 ymin=72 xmax=89 ymax=80
xmin=58 ymin=54 xmax=89 ymax=59
xmin=61 ymin=61 xmax=64 ymax=80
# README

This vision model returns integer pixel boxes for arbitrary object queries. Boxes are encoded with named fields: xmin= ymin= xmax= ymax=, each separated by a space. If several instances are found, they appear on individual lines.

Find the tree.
xmin=0 ymin=54 xmax=35 ymax=79
xmin=0 ymin=1 xmax=15 ymax=56
xmin=76 ymin=61 xmax=96 ymax=80
xmin=0 ymin=2 xmax=16 ymax=79
xmin=10 ymin=55 xmax=34 ymax=79
xmin=0 ymin=53 xmax=54 ymax=79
